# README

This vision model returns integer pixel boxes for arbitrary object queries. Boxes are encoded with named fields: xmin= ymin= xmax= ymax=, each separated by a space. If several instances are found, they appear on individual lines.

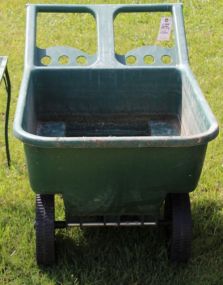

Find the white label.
xmin=157 ymin=17 xmax=172 ymax=41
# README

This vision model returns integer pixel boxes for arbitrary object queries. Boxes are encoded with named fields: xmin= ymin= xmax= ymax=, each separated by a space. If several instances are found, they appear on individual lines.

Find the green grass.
xmin=0 ymin=0 xmax=223 ymax=284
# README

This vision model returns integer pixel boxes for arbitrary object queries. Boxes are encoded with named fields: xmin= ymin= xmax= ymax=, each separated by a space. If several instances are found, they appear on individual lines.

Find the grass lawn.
xmin=0 ymin=0 xmax=223 ymax=284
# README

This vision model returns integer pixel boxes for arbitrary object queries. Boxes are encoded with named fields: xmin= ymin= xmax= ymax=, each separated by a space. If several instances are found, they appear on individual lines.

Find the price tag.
xmin=157 ymin=17 xmax=172 ymax=41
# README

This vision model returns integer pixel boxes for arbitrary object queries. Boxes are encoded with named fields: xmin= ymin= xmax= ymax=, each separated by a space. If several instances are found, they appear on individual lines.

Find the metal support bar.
xmin=54 ymin=220 xmax=157 ymax=228
xmin=70 ymin=221 xmax=157 ymax=227
xmin=54 ymin=218 xmax=172 ymax=228
xmin=3 ymin=67 xmax=11 ymax=167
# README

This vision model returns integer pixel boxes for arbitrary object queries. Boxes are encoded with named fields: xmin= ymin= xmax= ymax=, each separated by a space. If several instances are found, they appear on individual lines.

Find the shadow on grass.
xmin=40 ymin=198 xmax=223 ymax=285
xmin=45 ymin=227 xmax=172 ymax=284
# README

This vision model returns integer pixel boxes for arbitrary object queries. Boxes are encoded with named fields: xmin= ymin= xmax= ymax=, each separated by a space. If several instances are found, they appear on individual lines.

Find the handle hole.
xmin=58 ymin=55 xmax=69 ymax=65
xmin=76 ymin=56 xmax=88 ymax=65
xmin=37 ymin=13 xmax=97 ymax=55
xmin=41 ymin=56 xmax=52 ymax=65
xmin=161 ymin=55 xmax=172 ymax=64
xmin=114 ymin=12 xmax=174 ymax=56
xmin=126 ymin=55 xmax=137 ymax=65
xmin=144 ymin=55 xmax=154 ymax=64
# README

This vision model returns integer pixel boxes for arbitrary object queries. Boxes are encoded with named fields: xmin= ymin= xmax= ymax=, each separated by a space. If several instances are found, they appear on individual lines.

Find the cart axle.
xmin=54 ymin=220 xmax=160 ymax=228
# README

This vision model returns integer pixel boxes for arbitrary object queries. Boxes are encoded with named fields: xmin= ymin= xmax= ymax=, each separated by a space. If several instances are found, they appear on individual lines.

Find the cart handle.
xmin=25 ymin=3 xmax=189 ymax=67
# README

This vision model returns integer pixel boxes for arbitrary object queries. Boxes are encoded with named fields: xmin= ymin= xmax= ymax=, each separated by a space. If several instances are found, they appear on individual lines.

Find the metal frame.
xmin=53 ymin=214 xmax=171 ymax=228
xmin=0 ymin=56 xmax=11 ymax=167
xmin=55 ymin=221 xmax=157 ymax=228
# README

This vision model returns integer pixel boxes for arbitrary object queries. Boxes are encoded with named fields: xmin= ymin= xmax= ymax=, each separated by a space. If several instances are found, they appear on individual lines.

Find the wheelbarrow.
xmin=14 ymin=3 xmax=218 ymax=266
xmin=0 ymin=56 xmax=11 ymax=167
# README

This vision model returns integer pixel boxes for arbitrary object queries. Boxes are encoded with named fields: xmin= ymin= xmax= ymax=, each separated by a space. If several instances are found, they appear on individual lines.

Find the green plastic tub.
xmin=14 ymin=4 xmax=218 ymax=265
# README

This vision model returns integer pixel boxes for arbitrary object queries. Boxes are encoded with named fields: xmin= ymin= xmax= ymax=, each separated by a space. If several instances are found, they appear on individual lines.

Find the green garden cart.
xmin=14 ymin=4 xmax=218 ymax=266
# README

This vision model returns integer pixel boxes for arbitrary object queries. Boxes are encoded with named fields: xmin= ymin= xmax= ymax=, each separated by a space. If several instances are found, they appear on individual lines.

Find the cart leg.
xmin=36 ymin=194 xmax=55 ymax=266
xmin=164 ymin=193 xmax=192 ymax=263
xmin=3 ymin=67 xmax=11 ymax=167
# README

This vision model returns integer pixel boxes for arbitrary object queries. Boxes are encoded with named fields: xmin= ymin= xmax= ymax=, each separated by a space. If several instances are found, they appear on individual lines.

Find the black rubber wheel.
xmin=36 ymin=194 xmax=55 ymax=266
xmin=164 ymin=193 xmax=192 ymax=263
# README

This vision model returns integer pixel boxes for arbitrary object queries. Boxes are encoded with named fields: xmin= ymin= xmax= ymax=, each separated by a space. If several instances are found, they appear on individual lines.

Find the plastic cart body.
xmin=14 ymin=4 xmax=218 ymax=265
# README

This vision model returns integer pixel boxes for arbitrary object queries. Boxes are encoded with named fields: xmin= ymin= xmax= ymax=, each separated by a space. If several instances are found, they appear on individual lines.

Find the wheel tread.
xmin=165 ymin=193 xmax=192 ymax=263
xmin=36 ymin=194 xmax=55 ymax=266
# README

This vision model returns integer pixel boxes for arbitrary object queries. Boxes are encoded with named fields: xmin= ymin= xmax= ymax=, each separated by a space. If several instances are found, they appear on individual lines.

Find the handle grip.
xmin=25 ymin=3 xmax=188 ymax=66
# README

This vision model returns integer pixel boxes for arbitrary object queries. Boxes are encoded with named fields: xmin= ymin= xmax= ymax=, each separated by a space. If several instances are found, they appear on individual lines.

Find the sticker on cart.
xmin=157 ymin=17 xmax=172 ymax=41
